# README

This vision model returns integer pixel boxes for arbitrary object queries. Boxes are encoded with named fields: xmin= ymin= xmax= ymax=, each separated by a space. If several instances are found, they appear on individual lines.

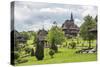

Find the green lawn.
xmin=17 ymin=48 xmax=97 ymax=66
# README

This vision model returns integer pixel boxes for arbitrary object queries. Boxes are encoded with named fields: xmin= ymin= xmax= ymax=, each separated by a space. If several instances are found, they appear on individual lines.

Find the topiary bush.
xmin=49 ymin=49 xmax=55 ymax=58
xmin=35 ymin=41 xmax=44 ymax=60
xmin=31 ymin=48 xmax=35 ymax=56
xmin=25 ymin=46 xmax=32 ymax=54
xmin=69 ymin=42 xmax=76 ymax=49
xmin=50 ymin=39 xmax=58 ymax=52
xmin=50 ymin=44 xmax=58 ymax=53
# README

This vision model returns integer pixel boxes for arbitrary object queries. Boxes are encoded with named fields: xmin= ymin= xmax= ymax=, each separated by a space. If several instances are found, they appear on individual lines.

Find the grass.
xmin=63 ymin=39 xmax=97 ymax=48
xmin=16 ymin=48 xmax=97 ymax=66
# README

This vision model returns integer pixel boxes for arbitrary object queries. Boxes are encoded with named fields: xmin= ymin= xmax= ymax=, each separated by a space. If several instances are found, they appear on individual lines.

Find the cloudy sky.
xmin=14 ymin=1 xmax=98 ymax=32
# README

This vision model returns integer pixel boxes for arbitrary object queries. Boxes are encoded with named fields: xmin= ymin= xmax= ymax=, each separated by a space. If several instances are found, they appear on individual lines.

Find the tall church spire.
xmin=42 ymin=25 xmax=44 ymax=30
xmin=71 ymin=12 xmax=74 ymax=21
xmin=53 ymin=21 xmax=57 ymax=26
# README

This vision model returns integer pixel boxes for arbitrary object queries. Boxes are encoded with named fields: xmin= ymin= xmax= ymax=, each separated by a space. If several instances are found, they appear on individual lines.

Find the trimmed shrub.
xmin=31 ymin=48 xmax=35 ymax=56
xmin=50 ymin=44 xmax=58 ymax=53
xmin=69 ymin=42 xmax=76 ymax=49
xmin=49 ymin=49 xmax=55 ymax=58
xmin=25 ymin=46 xmax=32 ymax=54
xmin=35 ymin=41 xmax=44 ymax=60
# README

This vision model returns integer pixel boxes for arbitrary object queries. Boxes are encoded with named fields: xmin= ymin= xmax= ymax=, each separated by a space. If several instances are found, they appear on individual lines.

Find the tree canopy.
xmin=80 ymin=15 xmax=96 ymax=40
xmin=47 ymin=26 xmax=65 ymax=45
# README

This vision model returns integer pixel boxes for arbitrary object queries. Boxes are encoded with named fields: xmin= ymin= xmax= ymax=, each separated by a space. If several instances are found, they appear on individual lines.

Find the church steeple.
xmin=71 ymin=12 xmax=74 ymax=21
xmin=53 ymin=21 xmax=57 ymax=26
xmin=42 ymin=25 xmax=44 ymax=30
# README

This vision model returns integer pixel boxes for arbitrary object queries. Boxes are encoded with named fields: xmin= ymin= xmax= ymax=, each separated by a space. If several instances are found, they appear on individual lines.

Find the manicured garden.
xmin=17 ymin=47 xmax=97 ymax=66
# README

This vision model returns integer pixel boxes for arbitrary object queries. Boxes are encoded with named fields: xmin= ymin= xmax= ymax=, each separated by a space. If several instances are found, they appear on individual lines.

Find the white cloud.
xmin=14 ymin=2 xmax=98 ymax=32
xmin=82 ymin=6 xmax=97 ymax=18
xmin=74 ymin=18 xmax=84 ymax=27
xmin=15 ymin=4 xmax=33 ymax=21
xmin=40 ymin=8 xmax=70 ymax=14
xmin=27 ymin=19 xmax=53 ymax=32
xmin=75 ymin=18 xmax=81 ymax=23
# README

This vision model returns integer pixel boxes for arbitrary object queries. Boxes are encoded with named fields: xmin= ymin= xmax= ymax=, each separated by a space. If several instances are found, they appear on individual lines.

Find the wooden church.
xmin=62 ymin=13 xmax=79 ymax=38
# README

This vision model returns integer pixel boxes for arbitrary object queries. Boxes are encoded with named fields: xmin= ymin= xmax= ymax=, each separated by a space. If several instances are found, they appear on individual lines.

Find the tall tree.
xmin=47 ymin=26 xmax=65 ymax=52
xmin=35 ymin=38 xmax=44 ymax=60
xmin=80 ymin=15 xmax=96 ymax=48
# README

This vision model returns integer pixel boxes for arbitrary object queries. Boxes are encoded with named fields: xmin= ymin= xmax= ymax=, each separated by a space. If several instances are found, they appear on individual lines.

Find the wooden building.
xmin=13 ymin=30 xmax=27 ymax=43
xmin=62 ymin=13 xmax=79 ymax=38
xmin=37 ymin=28 xmax=48 ymax=48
